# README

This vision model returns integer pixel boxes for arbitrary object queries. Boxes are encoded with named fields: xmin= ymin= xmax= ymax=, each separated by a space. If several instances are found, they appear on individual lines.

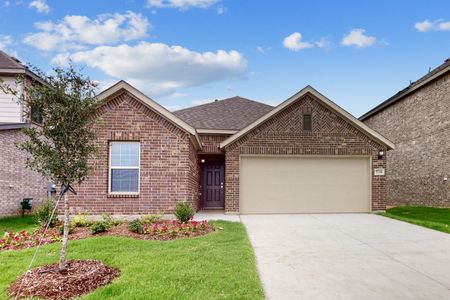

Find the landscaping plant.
xmin=128 ymin=219 xmax=144 ymax=234
xmin=90 ymin=222 xmax=108 ymax=234
xmin=0 ymin=66 xmax=99 ymax=271
xmin=34 ymin=198 xmax=58 ymax=228
xmin=174 ymin=201 xmax=195 ymax=223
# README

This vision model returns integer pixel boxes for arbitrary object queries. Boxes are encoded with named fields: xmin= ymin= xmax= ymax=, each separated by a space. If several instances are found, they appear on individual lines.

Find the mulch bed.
xmin=68 ymin=222 xmax=215 ymax=241
xmin=1 ymin=221 xmax=215 ymax=252
xmin=9 ymin=260 xmax=119 ymax=300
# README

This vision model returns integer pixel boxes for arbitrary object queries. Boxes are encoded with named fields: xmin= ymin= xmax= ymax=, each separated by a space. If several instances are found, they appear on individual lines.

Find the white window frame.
xmin=108 ymin=141 xmax=140 ymax=195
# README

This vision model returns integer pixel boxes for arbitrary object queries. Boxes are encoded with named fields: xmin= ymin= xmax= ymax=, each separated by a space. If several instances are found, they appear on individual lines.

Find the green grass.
xmin=380 ymin=206 xmax=450 ymax=234
xmin=0 ymin=217 xmax=263 ymax=300
xmin=0 ymin=215 xmax=37 ymax=234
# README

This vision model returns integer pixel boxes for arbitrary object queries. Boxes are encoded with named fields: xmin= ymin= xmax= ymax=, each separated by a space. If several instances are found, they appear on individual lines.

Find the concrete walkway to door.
xmin=241 ymin=214 xmax=450 ymax=300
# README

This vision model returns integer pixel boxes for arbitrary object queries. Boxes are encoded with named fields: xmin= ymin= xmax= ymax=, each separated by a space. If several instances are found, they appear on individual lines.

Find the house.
xmin=361 ymin=58 xmax=450 ymax=207
xmin=69 ymin=80 xmax=394 ymax=215
xmin=0 ymin=50 xmax=47 ymax=216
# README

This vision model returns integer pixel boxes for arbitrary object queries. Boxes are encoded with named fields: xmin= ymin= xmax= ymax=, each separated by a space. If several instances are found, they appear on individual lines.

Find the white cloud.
xmin=0 ymin=35 xmax=12 ymax=51
xmin=0 ymin=35 xmax=18 ymax=57
xmin=283 ymin=32 xmax=314 ymax=51
xmin=415 ymin=19 xmax=450 ymax=32
xmin=147 ymin=0 xmax=219 ymax=10
xmin=29 ymin=0 xmax=49 ymax=13
xmin=256 ymin=45 xmax=272 ymax=54
xmin=216 ymin=4 xmax=227 ymax=15
xmin=341 ymin=28 xmax=376 ymax=48
xmin=24 ymin=11 xmax=150 ymax=51
xmin=315 ymin=37 xmax=331 ymax=49
xmin=69 ymin=42 xmax=247 ymax=97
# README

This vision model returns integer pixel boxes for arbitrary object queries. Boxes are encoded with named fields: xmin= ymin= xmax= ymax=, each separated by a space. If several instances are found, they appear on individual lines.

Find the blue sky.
xmin=0 ymin=0 xmax=449 ymax=116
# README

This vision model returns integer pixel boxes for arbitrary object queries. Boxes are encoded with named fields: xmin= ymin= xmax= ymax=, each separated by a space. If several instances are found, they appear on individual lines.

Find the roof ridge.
xmin=173 ymin=95 xmax=272 ymax=113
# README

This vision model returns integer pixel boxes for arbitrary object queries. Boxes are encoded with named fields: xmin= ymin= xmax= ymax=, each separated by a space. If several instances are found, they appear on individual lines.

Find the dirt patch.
xmin=9 ymin=260 xmax=119 ymax=300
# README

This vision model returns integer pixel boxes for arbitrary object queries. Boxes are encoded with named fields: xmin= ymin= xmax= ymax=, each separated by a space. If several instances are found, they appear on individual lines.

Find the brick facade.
xmin=69 ymin=91 xmax=200 ymax=215
xmin=199 ymin=134 xmax=229 ymax=154
xmin=0 ymin=129 xmax=47 ymax=217
xmin=363 ymin=73 xmax=450 ymax=207
xmin=223 ymin=93 xmax=387 ymax=213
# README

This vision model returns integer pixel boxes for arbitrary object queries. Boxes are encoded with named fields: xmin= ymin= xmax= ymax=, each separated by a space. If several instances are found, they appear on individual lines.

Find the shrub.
xmin=91 ymin=221 xmax=108 ymax=234
xmin=141 ymin=212 xmax=163 ymax=224
xmin=174 ymin=202 xmax=194 ymax=223
xmin=34 ymin=198 xmax=58 ymax=228
xmin=58 ymin=224 xmax=74 ymax=235
xmin=71 ymin=214 xmax=91 ymax=227
xmin=128 ymin=219 xmax=144 ymax=234
xmin=102 ymin=213 xmax=120 ymax=228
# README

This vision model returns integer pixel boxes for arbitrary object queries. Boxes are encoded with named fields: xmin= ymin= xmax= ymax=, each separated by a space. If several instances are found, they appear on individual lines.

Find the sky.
xmin=0 ymin=0 xmax=449 ymax=116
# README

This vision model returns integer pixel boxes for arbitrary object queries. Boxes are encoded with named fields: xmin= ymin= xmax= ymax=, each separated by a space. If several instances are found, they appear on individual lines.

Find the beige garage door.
xmin=240 ymin=156 xmax=371 ymax=213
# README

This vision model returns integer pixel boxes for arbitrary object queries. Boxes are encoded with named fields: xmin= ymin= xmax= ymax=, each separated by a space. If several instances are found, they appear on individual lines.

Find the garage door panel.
xmin=240 ymin=156 xmax=370 ymax=213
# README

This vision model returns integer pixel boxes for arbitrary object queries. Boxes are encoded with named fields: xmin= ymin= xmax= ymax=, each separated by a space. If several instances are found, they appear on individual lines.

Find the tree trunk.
xmin=59 ymin=192 xmax=69 ymax=272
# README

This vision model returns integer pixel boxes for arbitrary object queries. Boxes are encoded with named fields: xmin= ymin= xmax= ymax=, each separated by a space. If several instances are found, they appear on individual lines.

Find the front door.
xmin=202 ymin=162 xmax=225 ymax=208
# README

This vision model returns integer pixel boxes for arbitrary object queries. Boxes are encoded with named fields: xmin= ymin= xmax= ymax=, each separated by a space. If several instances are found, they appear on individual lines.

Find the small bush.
xmin=58 ymin=224 xmax=74 ymax=235
xmin=174 ymin=202 xmax=194 ymax=223
xmin=71 ymin=214 xmax=91 ymax=227
xmin=91 ymin=221 xmax=108 ymax=234
xmin=34 ymin=198 xmax=58 ymax=228
xmin=128 ymin=219 xmax=144 ymax=234
xmin=141 ymin=212 xmax=163 ymax=224
xmin=102 ymin=213 xmax=120 ymax=228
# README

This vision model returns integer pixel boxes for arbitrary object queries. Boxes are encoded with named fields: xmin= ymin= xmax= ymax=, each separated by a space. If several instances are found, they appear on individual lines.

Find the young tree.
xmin=1 ymin=66 xmax=99 ymax=271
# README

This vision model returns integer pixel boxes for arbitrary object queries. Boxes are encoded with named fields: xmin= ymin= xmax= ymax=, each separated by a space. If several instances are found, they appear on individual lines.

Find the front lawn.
xmin=0 ymin=217 xmax=263 ymax=299
xmin=380 ymin=206 xmax=450 ymax=234
xmin=0 ymin=215 xmax=36 ymax=234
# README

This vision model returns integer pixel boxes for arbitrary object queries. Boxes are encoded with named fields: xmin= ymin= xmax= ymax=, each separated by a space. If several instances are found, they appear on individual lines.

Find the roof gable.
xmin=96 ymin=81 xmax=202 ymax=150
xmin=220 ymin=86 xmax=395 ymax=150
xmin=173 ymin=96 xmax=273 ymax=131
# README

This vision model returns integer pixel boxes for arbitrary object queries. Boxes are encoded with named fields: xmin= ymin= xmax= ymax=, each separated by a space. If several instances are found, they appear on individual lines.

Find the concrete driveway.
xmin=241 ymin=214 xmax=450 ymax=300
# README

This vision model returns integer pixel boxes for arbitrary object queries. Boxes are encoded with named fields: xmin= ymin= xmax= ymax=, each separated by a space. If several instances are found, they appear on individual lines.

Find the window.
xmin=30 ymin=106 xmax=43 ymax=124
xmin=109 ymin=142 xmax=140 ymax=194
xmin=303 ymin=113 xmax=312 ymax=131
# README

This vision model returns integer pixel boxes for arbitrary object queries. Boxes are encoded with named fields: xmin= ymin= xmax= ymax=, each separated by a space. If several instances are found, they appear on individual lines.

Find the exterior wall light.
xmin=378 ymin=151 xmax=384 ymax=159
xmin=201 ymin=159 xmax=206 ymax=163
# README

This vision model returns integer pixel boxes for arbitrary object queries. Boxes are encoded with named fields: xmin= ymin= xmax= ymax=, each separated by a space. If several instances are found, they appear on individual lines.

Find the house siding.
xmin=363 ymin=72 xmax=450 ymax=207
xmin=224 ymin=93 xmax=387 ymax=213
xmin=0 ymin=129 xmax=47 ymax=216
xmin=69 ymin=91 xmax=199 ymax=215
xmin=0 ymin=76 xmax=23 ymax=123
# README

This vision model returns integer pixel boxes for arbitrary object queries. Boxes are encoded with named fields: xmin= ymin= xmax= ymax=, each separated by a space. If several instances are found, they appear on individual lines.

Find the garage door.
xmin=240 ymin=156 xmax=371 ymax=213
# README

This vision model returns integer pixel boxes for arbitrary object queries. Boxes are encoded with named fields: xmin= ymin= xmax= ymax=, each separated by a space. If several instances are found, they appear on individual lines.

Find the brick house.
xmin=361 ymin=58 xmax=450 ymax=207
xmin=69 ymin=80 xmax=394 ymax=215
xmin=0 ymin=50 xmax=47 ymax=216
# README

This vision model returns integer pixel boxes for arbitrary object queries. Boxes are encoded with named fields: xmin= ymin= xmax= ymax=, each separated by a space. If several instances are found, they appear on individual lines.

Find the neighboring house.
xmin=0 ymin=50 xmax=47 ymax=217
xmin=361 ymin=58 xmax=450 ymax=207
xmin=69 ymin=80 xmax=394 ymax=215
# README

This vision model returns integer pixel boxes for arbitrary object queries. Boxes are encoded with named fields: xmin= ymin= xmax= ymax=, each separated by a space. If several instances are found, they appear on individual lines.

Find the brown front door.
xmin=202 ymin=162 xmax=225 ymax=208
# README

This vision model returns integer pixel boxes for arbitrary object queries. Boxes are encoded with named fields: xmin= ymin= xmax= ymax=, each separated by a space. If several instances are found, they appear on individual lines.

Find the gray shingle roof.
xmin=173 ymin=96 xmax=274 ymax=130
xmin=0 ymin=50 xmax=25 ymax=69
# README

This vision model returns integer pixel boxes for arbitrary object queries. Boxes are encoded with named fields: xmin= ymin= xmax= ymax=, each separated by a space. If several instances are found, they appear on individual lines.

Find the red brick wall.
xmin=199 ymin=134 xmax=229 ymax=154
xmin=224 ymin=93 xmax=387 ymax=213
xmin=363 ymin=73 xmax=450 ymax=207
xmin=0 ymin=129 xmax=47 ymax=216
xmin=69 ymin=91 xmax=199 ymax=215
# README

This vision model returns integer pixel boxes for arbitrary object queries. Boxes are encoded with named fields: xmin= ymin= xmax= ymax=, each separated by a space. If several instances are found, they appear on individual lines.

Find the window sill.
xmin=107 ymin=194 xmax=140 ymax=198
